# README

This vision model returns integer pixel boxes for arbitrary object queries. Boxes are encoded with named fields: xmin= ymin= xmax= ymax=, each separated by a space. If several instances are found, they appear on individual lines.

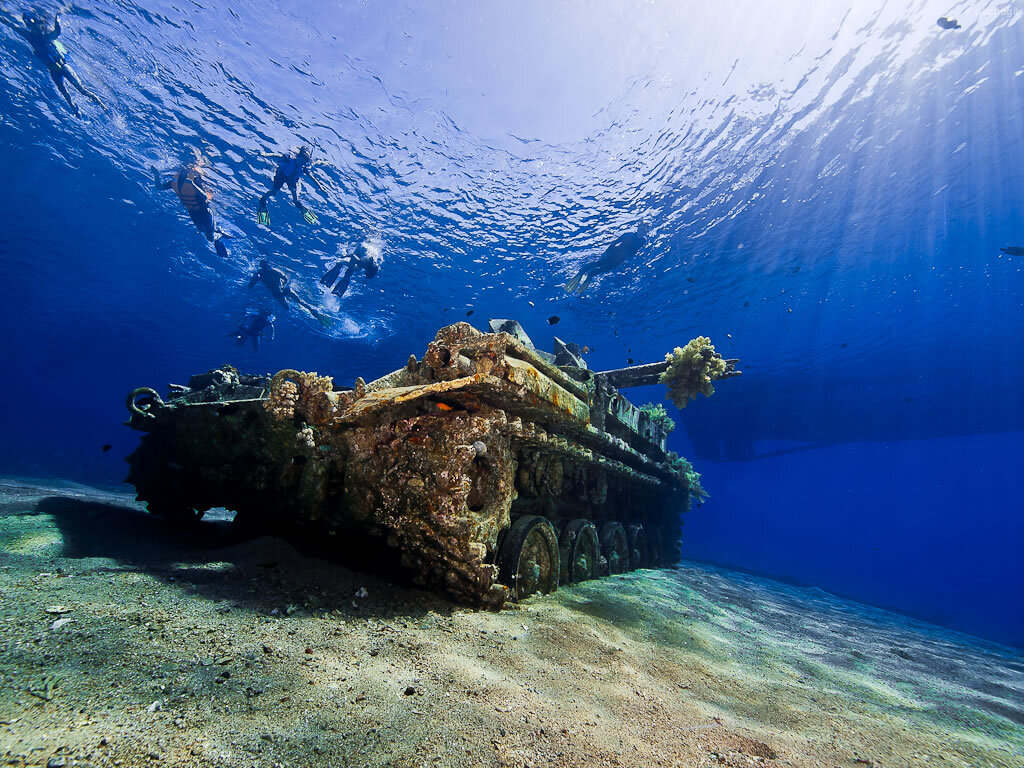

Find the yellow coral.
xmin=659 ymin=337 xmax=727 ymax=409
xmin=265 ymin=378 xmax=299 ymax=421
xmin=265 ymin=369 xmax=336 ymax=423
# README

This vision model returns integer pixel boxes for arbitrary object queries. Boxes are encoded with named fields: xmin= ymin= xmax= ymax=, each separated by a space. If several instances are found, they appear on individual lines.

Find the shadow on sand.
xmin=31 ymin=494 xmax=452 ymax=622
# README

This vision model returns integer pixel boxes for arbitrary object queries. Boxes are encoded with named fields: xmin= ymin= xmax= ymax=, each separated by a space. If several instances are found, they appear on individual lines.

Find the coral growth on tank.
xmin=640 ymin=402 xmax=676 ymax=432
xmin=659 ymin=337 xmax=728 ymax=409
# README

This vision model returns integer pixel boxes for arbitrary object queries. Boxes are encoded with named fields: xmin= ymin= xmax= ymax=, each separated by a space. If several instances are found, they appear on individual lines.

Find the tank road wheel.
xmin=497 ymin=515 xmax=560 ymax=600
xmin=561 ymin=519 xmax=600 ymax=584
xmin=599 ymin=522 xmax=629 ymax=575
xmin=626 ymin=525 xmax=649 ymax=570
xmin=646 ymin=528 xmax=665 ymax=567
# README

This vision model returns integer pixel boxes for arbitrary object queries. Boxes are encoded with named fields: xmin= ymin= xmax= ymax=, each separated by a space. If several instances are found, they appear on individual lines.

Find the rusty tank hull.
xmin=125 ymin=320 xmax=727 ymax=607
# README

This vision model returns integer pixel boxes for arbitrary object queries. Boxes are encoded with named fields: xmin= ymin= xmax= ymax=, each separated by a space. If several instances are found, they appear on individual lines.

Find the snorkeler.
xmin=0 ymin=9 xmax=105 ymax=117
xmin=320 ymin=241 xmax=383 ymax=298
xmin=227 ymin=310 xmax=275 ymax=351
xmin=152 ymin=151 xmax=230 ymax=258
xmin=256 ymin=145 xmax=328 ymax=227
xmin=249 ymin=259 xmax=328 ymax=325
xmin=564 ymin=226 xmax=647 ymax=295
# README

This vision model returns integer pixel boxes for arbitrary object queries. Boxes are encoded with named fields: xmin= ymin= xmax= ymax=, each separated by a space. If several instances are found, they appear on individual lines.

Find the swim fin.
xmin=320 ymin=261 xmax=343 ymax=287
xmin=257 ymin=207 xmax=271 ymax=227
xmin=215 ymin=238 xmax=229 ymax=259
xmin=564 ymin=271 xmax=585 ymax=294
xmin=302 ymin=207 xmax=320 ymax=226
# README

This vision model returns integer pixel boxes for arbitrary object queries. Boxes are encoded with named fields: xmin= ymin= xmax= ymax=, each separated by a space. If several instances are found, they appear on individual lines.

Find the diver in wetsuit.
xmin=227 ymin=310 xmax=275 ymax=351
xmin=320 ymin=241 xmax=382 ymax=298
xmin=152 ymin=152 xmax=230 ymax=258
xmin=0 ymin=9 xmax=105 ymax=117
xmin=256 ymin=145 xmax=327 ymax=226
xmin=249 ymin=259 xmax=328 ymax=325
xmin=564 ymin=226 xmax=647 ymax=295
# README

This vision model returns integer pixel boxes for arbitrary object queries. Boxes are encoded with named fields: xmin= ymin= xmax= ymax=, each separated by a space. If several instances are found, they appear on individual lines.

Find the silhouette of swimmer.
xmin=152 ymin=151 xmax=230 ymax=258
xmin=320 ymin=241 xmax=382 ymax=298
xmin=256 ymin=145 xmax=327 ymax=227
xmin=1 ymin=9 xmax=105 ymax=117
xmin=249 ymin=260 xmax=328 ymax=325
xmin=936 ymin=17 xmax=961 ymax=30
xmin=1000 ymin=246 xmax=1023 ymax=257
xmin=564 ymin=226 xmax=647 ymax=295
xmin=227 ymin=310 xmax=275 ymax=351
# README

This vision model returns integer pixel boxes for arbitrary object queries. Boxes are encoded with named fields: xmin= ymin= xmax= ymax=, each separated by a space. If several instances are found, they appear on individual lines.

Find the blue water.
xmin=1 ymin=2 xmax=1021 ymax=645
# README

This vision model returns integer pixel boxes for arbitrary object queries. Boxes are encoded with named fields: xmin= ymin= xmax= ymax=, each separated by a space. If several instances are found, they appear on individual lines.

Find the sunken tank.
xmin=124 ymin=319 xmax=739 ymax=607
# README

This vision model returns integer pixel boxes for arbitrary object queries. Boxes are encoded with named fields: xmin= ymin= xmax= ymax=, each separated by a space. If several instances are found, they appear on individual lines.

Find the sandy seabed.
xmin=0 ymin=478 xmax=1021 ymax=768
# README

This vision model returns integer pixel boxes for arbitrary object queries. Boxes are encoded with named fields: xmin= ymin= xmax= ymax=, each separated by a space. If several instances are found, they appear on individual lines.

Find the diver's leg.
xmin=289 ymin=180 xmax=303 ymax=208
xmin=63 ymin=65 xmax=105 ymax=108
xmin=258 ymin=181 xmax=280 ymax=209
xmin=331 ymin=263 xmax=357 ymax=297
xmin=258 ymin=173 xmax=285 ymax=212
xmin=49 ymin=71 xmax=79 ymax=115
xmin=190 ymin=207 xmax=216 ymax=243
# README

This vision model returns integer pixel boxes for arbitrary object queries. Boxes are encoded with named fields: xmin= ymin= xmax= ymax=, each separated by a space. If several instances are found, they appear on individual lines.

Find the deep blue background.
xmin=1 ymin=1 xmax=1021 ymax=645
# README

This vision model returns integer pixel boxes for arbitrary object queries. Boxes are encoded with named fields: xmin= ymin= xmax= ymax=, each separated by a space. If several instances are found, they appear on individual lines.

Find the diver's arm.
xmin=305 ymin=169 xmax=327 ymax=194
xmin=189 ymin=174 xmax=209 ymax=195
xmin=190 ymin=174 xmax=215 ymax=204
xmin=259 ymin=151 xmax=284 ymax=160
xmin=48 ymin=14 xmax=61 ymax=39
xmin=268 ymin=321 xmax=275 ymax=341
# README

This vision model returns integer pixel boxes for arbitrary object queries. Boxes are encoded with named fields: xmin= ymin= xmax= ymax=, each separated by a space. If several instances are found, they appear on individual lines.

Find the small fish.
xmin=436 ymin=402 xmax=454 ymax=411
xmin=791 ymin=266 xmax=801 ymax=274
xmin=581 ymin=345 xmax=591 ymax=354
xmin=548 ymin=315 xmax=560 ymax=325
xmin=613 ymin=329 xmax=618 ymax=336
xmin=466 ymin=310 xmax=474 ymax=317
xmin=743 ymin=301 xmax=750 ymax=308
xmin=786 ymin=307 xmax=793 ymax=313
xmin=627 ymin=358 xmax=634 ymax=365
xmin=528 ymin=301 xmax=535 ymax=307
xmin=936 ymin=16 xmax=961 ymax=30
xmin=101 ymin=444 xmax=112 ymax=453
xmin=686 ymin=277 xmax=697 ymax=284
xmin=442 ymin=307 xmax=449 ymax=313
xmin=840 ymin=342 xmax=849 ymax=349
xmin=726 ymin=333 xmax=732 ymax=339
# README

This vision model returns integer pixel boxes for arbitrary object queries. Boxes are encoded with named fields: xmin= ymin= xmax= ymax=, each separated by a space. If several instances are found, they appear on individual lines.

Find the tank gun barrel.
xmin=596 ymin=357 xmax=741 ymax=389
xmin=595 ymin=361 xmax=670 ymax=389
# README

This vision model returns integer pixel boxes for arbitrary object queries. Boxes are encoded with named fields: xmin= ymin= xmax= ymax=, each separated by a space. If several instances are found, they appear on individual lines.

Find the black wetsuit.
xmin=249 ymin=261 xmax=320 ymax=318
xmin=565 ymin=230 xmax=646 ymax=294
xmin=320 ymin=243 xmax=382 ymax=297
xmin=228 ymin=312 xmax=274 ymax=351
